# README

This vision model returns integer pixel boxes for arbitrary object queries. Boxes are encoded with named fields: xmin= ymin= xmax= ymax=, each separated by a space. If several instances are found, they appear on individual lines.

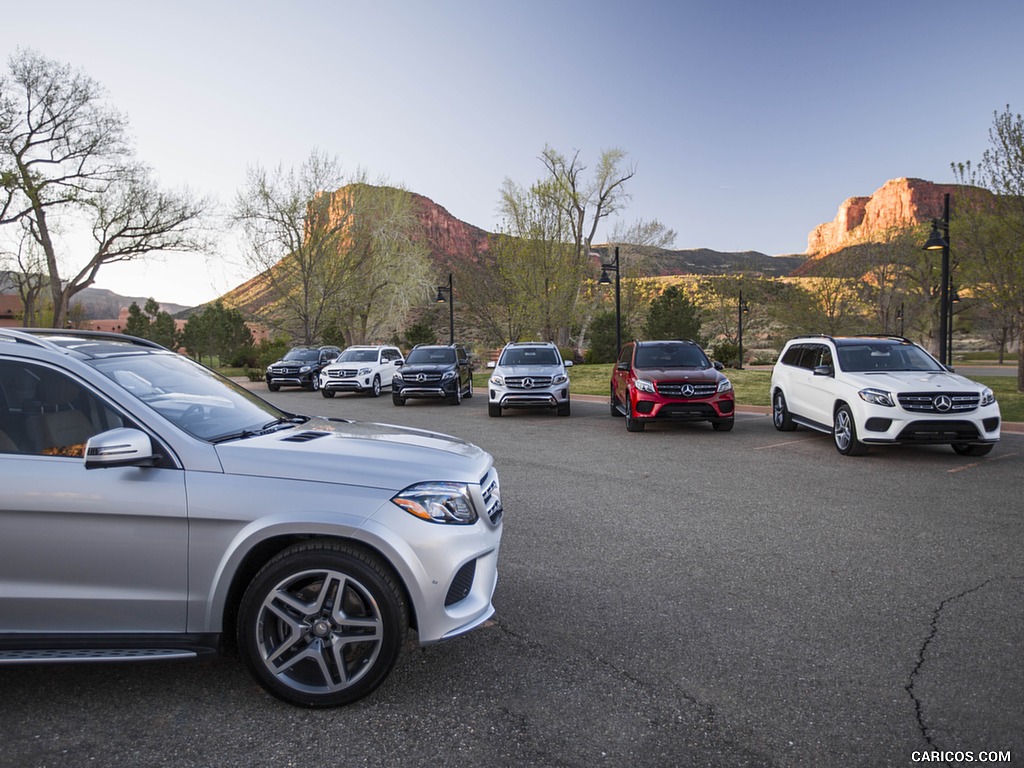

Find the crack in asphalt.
xmin=905 ymin=577 xmax=997 ymax=756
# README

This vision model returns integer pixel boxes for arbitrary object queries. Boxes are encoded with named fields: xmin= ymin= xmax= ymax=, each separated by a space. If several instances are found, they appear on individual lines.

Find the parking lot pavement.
xmin=2 ymin=389 xmax=1021 ymax=768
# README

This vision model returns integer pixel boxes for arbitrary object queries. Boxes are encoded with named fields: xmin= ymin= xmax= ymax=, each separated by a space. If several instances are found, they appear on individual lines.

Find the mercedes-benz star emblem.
xmin=934 ymin=395 xmax=953 ymax=412
xmin=416 ymin=373 xmax=426 ymax=382
xmin=681 ymin=384 xmax=695 ymax=397
xmin=522 ymin=378 xmax=534 ymax=389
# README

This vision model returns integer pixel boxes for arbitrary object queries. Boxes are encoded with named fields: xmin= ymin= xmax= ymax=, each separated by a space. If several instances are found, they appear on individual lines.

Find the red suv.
xmin=610 ymin=340 xmax=735 ymax=432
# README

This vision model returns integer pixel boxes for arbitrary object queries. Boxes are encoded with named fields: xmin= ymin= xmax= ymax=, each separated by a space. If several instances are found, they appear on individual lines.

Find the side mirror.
xmin=616 ymin=361 xmax=630 ymax=371
xmin=395 ymin=360 xmax=403 ymax=366
xmin=487 ymin=361 xmax=496 ymax=369
xmin=564 ymin=360 xmax=574 ymax=368
xmin=813 ymin=364 xmax=834 ymax=377
xmin=713 ymin=361 xmax=724 ymax=371
xmin=84 ymin=428 xmax=158 ymax=470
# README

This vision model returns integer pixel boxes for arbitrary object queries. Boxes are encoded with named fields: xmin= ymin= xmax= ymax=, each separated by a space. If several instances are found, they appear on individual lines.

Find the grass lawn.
xmin=474 ymin=364 xmax=1024 ymax=423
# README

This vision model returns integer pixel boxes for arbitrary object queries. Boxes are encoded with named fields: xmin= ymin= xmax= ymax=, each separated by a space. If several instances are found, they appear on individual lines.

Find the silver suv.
xmin=487 ymin=342 xmax=572 ymax=417
xmin=771 ymin=335 xmax=1001 ymax=456
xmin=0 ymin=329 xmax=503 ymax=707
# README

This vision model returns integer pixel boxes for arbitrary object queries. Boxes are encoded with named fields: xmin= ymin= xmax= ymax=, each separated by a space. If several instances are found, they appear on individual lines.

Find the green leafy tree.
xmin=643 ymin=285 xmax=702 ymax=342
xmin=124 ymin=298 xmax=180 ymax=349
xmin=181 ymin=301 xmax=254 ymax=366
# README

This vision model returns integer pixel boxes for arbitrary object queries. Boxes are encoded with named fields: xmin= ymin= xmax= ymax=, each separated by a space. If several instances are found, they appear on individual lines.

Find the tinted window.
xmin=500 ymin=347 xmax=559 ymax=366
xmin=634 ymin=344 xmax=709 ymax=369
xmin=406 ymin=348 xmax=455 ymax=365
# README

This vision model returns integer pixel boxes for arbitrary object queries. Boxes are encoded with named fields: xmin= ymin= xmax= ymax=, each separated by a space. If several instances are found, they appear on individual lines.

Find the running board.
xmin=0 ymin=648 xmax=199 ymax=664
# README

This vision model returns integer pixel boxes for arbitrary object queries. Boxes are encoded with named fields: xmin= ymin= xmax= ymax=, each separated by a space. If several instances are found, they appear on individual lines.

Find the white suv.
xmin=487 ymin=342 xmax=572 ymax=417
xmin=770 ymin=335 xmax=1001 ymax=456
xmin=319 ymin=345 xmax=404 ymax=398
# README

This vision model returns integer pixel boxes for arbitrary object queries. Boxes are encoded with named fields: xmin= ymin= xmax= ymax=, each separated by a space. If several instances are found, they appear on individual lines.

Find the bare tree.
xmin=0 ymin=49 xmax=211 ymax=328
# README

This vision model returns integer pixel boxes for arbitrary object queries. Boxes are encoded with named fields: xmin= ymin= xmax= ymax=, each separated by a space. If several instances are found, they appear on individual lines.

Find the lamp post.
xmin=895 ymin=302 xmax=905 ymax=337
xmin=435 ymin=273 xmax=454 ymax=345
xmin=598 ymin=246 xmax=622 ymax=357
xmin=923 ymin=193 xmax=951 ymax=366
xmin=737 ymin=291 xmax=750 ymax=369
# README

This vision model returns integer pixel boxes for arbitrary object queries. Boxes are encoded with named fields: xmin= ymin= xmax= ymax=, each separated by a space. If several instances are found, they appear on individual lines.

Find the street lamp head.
xmin=598 ymin=268 xmax=612 ymax=285
xmin=923 ymin=220 xmax=949 ymax=250
xmin=435 ymin=287 xmax=447 ymax=303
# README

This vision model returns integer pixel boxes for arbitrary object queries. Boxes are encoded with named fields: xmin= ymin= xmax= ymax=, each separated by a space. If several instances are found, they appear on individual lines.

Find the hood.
xmin=840 ymin=370 xmax=987 ymax=391
xmin=635 ymin=367 xmax=723 ymax=383
xmin=493 ymin=364 xmax=566 ymax=378
xmin=215 ymin=417 xmax=492 ymax=491
xmin=399 ymin=363 xmax=456 ymax=374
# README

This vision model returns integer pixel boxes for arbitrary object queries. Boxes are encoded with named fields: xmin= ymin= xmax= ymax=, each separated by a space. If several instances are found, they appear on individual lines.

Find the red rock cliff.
xmin=807 ymin=178 xmax=962 ymax=256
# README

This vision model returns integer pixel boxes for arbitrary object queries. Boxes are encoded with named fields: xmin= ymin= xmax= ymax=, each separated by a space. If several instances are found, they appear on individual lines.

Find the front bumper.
xmin=855 ymin=403 xmax=1001 ymax=444
xmin=393 ymin=379 xmax=458 ymax=399
xmin=631 ymin=392 xmax=735 ymax=422
xmin=266 ymin=372 xmax=314 ymax=388
xmin=489 ymin=386 xmax=569 ymax=409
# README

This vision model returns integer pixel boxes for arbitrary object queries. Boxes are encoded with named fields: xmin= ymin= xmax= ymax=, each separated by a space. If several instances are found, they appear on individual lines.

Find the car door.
xmin=0 ymin=359 xmax=189 ymax=633
xmin=789 ymin=344 xmax=835 ymax=427
xmin=612 ymin=343 xmax=634 ymax=410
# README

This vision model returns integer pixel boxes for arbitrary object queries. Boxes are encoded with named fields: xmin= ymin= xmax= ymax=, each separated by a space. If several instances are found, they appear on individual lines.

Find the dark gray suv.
xmin=0 ymin=329 xmax=503 ymax=707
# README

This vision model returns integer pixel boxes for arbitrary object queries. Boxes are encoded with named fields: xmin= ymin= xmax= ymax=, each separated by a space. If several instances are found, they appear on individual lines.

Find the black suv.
xmin=392 ymin=345 xmax=473 ymax=405
xmin=265 ymin=346 xmax=341 ymax=391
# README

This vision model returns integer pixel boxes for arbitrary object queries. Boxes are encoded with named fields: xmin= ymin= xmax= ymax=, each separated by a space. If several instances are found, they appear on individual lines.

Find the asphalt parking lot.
xmin=2 ymin=387 xmax=1021 ymax=768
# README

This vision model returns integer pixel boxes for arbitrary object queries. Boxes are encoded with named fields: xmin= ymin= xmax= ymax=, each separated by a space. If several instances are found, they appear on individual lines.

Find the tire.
xmin=625 ymin=402 xmax=645 ymax=432
xmin=449 ymin=384 xmax=462 ymax=406
xmin=772 ymin=391 xmax=796 ymax=431
xmin=321 ymin=389 xmax=335 ymax=398
xmin=370 ymin=376 xmax=381 ymax=398
xmin=237 ymin=541 xmax=408 ymax=708
xmin=833 ymin=404 xmax=868 ymax=456
xmin=557 ymin=400 xmax=571 ymax=417
xmin=711 ymin=418 xmax=734 ymax=432
xmin=309 ymin=376 xmax=320 ymax=392
xmin=488 ymin=403 xmax=502 ymax=417
xmin=610 ymin=386 xmax=623 ymax=417
xmin=268 ymin=383 xmax=280 ymax=392
xmin=464 ymin=379 xmax=473 ymax=399
xmin=951 ymin=443 xmax=994 ymax=457
xmin=392 ymin=395 xmax=405 ymax=406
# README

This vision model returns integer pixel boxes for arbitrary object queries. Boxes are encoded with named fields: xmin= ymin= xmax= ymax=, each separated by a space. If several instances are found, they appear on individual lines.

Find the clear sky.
xmin=5 ymin=0 xmax=1023 ymax=307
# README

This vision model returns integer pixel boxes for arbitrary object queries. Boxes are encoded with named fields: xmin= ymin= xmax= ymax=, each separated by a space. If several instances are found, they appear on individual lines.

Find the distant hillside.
xmin=589 ymin=244 xmax=806 ymax=277
xmin=0 ymin=272 xmax=191 ymax=319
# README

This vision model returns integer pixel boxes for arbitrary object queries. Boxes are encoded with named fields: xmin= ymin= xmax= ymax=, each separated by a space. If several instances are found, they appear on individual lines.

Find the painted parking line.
xmin=756 ymin=436 xmax=827 ymax=450
xmin=948 ymin=450 xmax=1021 ymax=473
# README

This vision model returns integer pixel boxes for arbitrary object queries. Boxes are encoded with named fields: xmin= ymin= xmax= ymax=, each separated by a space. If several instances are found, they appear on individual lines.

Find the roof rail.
xmin=0 ymin=327 xmax=164 ymax=351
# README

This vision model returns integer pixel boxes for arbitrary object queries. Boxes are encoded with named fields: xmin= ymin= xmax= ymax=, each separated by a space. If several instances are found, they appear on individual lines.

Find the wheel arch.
xmin=219 ymin=533 xmax=416 ymax=656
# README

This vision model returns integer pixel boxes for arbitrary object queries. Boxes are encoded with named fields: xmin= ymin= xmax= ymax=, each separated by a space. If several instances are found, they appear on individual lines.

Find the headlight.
xmin=391 ymin=482 xmax=477 ymax=525
xmin=981 ymin=387 xmax=996 ymax=407
xmin=490 ymin=375 xmax=504 ymax=386
xmin=393 ymin=372 xmax=404 ymax=381
xmin=299 ymin=365 xmax=312 ymax=373
xmin=358 ymin=367 xmax=372 ymax=376
xmin=442 ymin=370 xmax=457 ymax=381
xmin=858 ymin=388 xmax=895 ymax=407
xmin=717 ymin=378 xmax=733 ymax=393
xmin=634 ymin=378 xmax=656 ymax=394
xmin=553 ymin=374 xmax=568 ymax=385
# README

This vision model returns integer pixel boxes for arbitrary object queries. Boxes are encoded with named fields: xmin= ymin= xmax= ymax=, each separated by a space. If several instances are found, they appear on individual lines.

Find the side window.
xmin=819 ymin=346 xmax=834 ymax=368
xmin=781 ymin=344 xmax=805 ymax=367
xmin=618 ymin=344 xmax=633 ymax=367
xmin=0 ymin=360 xmax=127 ymax=458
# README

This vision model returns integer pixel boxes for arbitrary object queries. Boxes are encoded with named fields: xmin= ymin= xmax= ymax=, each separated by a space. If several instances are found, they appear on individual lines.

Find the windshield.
xmin=634 ymin=344 xmax=709 ymax=369
xmin=338 ymin=348 xmax=379 ymax=363
xmin=406 ymin=348 xmax=455 ymax=365
xmin=499 ymin=347 xmax=559 ymax=366
xmin=283 ymin=348 xmax=321 ymax=362
xmin=836 ymin=343 xmax=944 ymax=373
xmin=90 ymin=353 xmax=293 ymax=441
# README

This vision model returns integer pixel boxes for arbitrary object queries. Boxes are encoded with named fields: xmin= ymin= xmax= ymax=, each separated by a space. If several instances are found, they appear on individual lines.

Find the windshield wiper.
xmin=209 ymin=415 xmax=310 ymax=444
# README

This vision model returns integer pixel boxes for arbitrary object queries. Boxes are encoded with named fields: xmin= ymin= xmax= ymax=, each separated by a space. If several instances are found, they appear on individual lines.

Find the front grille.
xmin=897 ymin=392 xmax=980 ymax=413
xmin=658 ymin=381 xmax=718 ymax=398
xmin=505 ymin=375 xmax=553 ymax=389
xmin=445 ymin=560 xmax=476 ymax=606
xmin=481 ymin=470 xmax=503 ymax=525
xmin=328 ymin=368 xmax=358 ymax=378
xmin=270 ymin=366 xmax=299 ymax=375
xmin=658 ymin=403 xmax=718 ymax=419
xmin=406 ymin=372 xmax=443 ymax=383
xmin=896 ymin=420 xmax=980 ymax=442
